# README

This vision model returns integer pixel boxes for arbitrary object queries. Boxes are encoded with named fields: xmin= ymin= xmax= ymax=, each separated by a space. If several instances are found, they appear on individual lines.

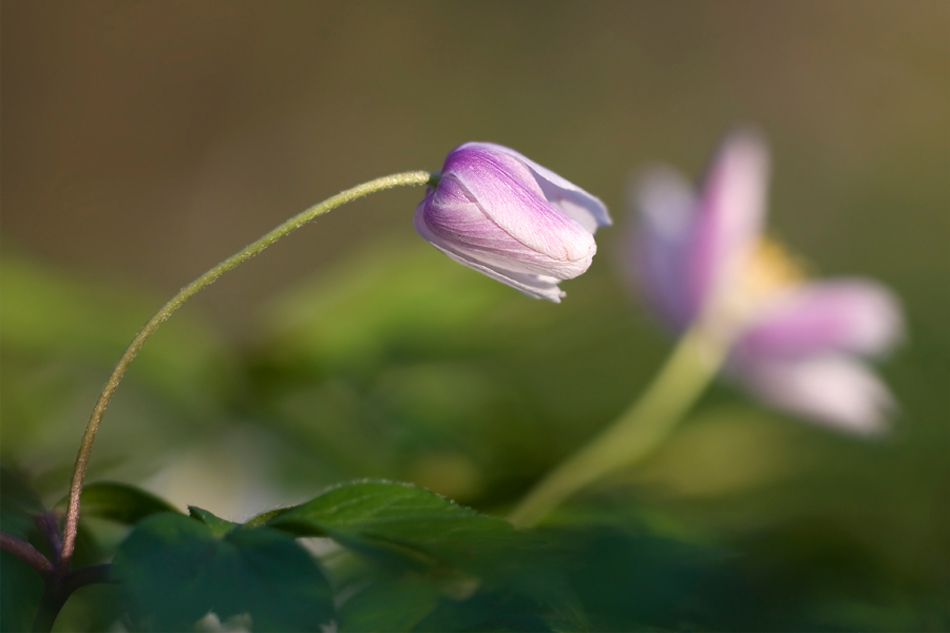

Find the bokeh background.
xmin=3 ymin=1 xmax=949 ymax=630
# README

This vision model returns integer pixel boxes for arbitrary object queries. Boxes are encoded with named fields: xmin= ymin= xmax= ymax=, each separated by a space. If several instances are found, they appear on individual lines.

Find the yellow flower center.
xmin=706 ymin=236 xmax=808 ymax=340
xmin=738 ymin=237 xmax=807 ymax=306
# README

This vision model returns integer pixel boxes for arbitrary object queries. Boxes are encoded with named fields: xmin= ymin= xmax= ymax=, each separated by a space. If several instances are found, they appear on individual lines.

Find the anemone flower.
xmin=630 ymin=130 xmax=903 ymax=434
xmin=415 ymin=142 xmax=611 ymax=302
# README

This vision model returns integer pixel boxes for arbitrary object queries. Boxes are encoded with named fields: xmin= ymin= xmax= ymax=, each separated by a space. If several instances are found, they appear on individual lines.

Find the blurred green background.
xmin=2 ymin=2 xmax=949 ymax=629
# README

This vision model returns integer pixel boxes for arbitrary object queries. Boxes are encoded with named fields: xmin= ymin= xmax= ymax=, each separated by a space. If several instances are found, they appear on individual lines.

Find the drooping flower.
xmin=415 ymin=142 xmax=611 ymax=302
xmin=628 ymin=130 xmax=903 ymax=434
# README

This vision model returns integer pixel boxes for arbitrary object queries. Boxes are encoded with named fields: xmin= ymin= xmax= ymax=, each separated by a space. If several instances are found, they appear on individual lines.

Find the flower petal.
xmin=443 ymin=144 xmax=596 ymax=264
xmin=627 ymin=166 xmax=700 ymax=328
xmin=732 ymin=354 xmax=895 ymax=435
xmin=455 ymin=142 xmax=612 ymax=234
xmin=690 ymin=129 xmax=770 ymax=311
xmin=422 ymin=177 xmax=595 ymax=280
xmin=735 ymin=280 xmax=903 ymax=359
xmin=414 ymin=198 xmax=567 ymax=302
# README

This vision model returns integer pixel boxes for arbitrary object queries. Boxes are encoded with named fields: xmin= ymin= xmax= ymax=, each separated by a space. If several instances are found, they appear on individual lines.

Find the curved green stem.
xmin=58 ymin=171 xmax=434 ymax=572
xmin=508 ymin=324 xmax=730 ymax=528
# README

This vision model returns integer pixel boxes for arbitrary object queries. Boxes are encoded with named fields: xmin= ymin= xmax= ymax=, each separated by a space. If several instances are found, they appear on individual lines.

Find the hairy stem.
xmin=58 ymin=171 xmax=434 ymax=572
xmin=509 ymin=324 xmax=729 ymax=528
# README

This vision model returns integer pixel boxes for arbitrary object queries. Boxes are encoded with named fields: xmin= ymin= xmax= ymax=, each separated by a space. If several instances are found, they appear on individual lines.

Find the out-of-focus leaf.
xmin=260 ymin=240 xmax=526 ymax=372
xmin=247 ymin=239 xmax=650 ymax=508
xmin=0 ymin=251 xmax=232 ymax=412
xmin=0 ymin=253 xmax=238 ymax=495
xmin=554 ymin=524 xmax=753 ymax=632
xmin=0 ymin=466 xmax=44 ymax=538
xmin=0 ymin=552 xmax=44 ymax=633
xmin=413 ymin=590 xmax=558 ymax=633
xmin=0 ymin=466 xmax=46 ymax=633
xmin=49 ymin=583 xmax=123 ymax=633
xmin=337 ymin=579 xmax=442 ymax=632
xmin=113 ymin=513 xmax=333 ymax=632
xmin=406 ymin=563 xmax=589 ymax=633
xmin=60 ymin=481 xmax=182 ymax=525
xmin=266 ymin=480 xmax=538 ymax=574
xmin=187 ymin=506 xmax=237 ymax=538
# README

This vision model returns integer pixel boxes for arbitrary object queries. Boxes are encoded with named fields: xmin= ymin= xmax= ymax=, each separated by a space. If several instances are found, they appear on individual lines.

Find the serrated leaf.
xmin=188 ymin=506 xmax=237 ymax=538
xmin=266 ymin=480 xmax=538 ymax=575
xmin=59 ymin=481 xmax=181 ymax=526
xmin=113 ymin=513 xmax=333 ymax=632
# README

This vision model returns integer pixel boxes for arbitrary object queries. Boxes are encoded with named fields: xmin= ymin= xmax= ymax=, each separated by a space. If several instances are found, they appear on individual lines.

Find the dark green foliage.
xmin=0 ymin=552 xmax=45 ymax=633
xmin=101 ymin=481 xmax=590 ymax=632
xmin=68 ymin=481 xmax=182 ymax=525
xmin=188 ymin=505 xmax=238 ymax=537
xmin=0 ymin=467 xmax=47 ymax=632
xmin=556 ymin=525 xmax=742 ymax=632
xmin=3 ymin=237 xmax=949 ymax=632
xmin=0 ymin=467 xmax=44 ymax=539
xmin=266 ymin=480 xmax=539 ymax=574
xmin=337 ymin=580 xmax=442 ymax=632
xmin=266 ymin=481 xmax=588 ymax=632
xmin=112 ymin=512 xmax=334 ymax=632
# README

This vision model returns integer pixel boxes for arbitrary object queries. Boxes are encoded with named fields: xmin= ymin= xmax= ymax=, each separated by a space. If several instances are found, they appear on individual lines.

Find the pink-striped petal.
xmin=443 ymin=144 xmax=596 ymax=264
xmin=413 ymin=195 xmax=568 ymax=302
xmin=476 ymin=142 xmax=612 ymax=233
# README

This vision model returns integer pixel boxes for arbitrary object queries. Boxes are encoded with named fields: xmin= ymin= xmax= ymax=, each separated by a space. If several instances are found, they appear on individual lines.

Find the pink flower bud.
xmin=415 ymin=142 xmax=611 ymax=302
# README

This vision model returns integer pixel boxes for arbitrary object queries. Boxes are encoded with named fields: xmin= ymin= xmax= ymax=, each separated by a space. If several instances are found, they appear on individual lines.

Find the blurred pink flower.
xmin=629 ymin=130 xmax=903 ymax=434
xmin=416 ymin=142 xmax=611 ymax=302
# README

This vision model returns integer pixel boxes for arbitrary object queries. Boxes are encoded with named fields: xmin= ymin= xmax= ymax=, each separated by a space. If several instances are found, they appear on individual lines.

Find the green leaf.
xmin=395 ymin=557 xmax=588 ymax=633
xmin=556 ymin=525 xmax=735 ymax=632
xmin=338 ymin=569 xmax=588 ymax=633
xmin=245 ymin=507 xmax=285 ymax=527
xmin=267 ymin=480 xmax=538 ymax=575
xmin=113 ymin=513 xmax=333 ymax=632
xmin=60 ymin=481 xmax=181 ymax=525
xmin=1 ymin=551 xmax=45 ymax=633
xmin=0 ymin=466 xmax=44 ymax=538
xmin=0 ymin=466 xmax=45 ymax=632
xmin=188 ymin=506 xmax=237 ymax=537
xmin=338 ymin=580 xmax=442 ymax=632
xmin=414 ymin=593 xmax=556 ymax=633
